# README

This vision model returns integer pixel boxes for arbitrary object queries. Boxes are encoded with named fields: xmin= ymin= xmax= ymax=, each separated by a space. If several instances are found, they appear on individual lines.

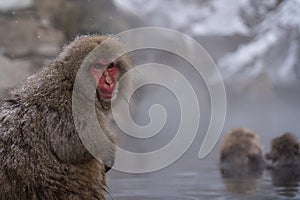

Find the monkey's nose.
xmin=105 ymin=76 xmax=113 ymax=84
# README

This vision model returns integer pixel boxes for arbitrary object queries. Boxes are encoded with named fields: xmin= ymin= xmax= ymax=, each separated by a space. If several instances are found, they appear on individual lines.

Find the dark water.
xmin=106 ymin=49 xmax=300 ymax=199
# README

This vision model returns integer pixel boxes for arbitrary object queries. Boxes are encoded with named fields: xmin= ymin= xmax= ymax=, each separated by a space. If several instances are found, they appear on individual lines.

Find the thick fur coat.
xmin=0 ymin=35 xmax=131 ymax=199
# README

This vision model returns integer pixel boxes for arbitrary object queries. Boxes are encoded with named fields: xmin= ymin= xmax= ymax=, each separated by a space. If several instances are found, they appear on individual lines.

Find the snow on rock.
xmin=113 ymin=0 xmax=300 ymax=83
xmin=191 ymin=0 xmax=250 ymax=36
xmin=219 ymin=0 xmax=300 ymax=82
xmin=0 ymin=0 xmax=33 ymax=11
xmin=219 ymin=30 xmax=282 ymax=79
xmin=113 ymin=0 xmax=250 ymax=36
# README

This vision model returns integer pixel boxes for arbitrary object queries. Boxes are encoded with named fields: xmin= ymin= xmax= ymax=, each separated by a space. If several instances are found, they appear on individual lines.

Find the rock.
xmin=0 ymin=54 xmax=32 ymax=103
xmin=0 ymin=14 xmax=65 ymax=59
xmin=48 ymin=0 xmax=143 ymax=40
xmin=0 ymin=0 xmax=142 ymax=106
xmin=0 ymin=4 xmax=66 ymax=104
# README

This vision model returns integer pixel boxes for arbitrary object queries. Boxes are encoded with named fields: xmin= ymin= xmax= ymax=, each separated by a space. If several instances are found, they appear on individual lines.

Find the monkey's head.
xmin=266 ymin=133 xmax=300 ymax=165
xmin=58 ymin=35 xmax=132 ymax=111
xmin=220 ymin=128 xmax=264 ymax=176
xmin=220 ymin=128 xmax=263 ymax=165
xmin=47 ymin=35 xmax=132 ymax=170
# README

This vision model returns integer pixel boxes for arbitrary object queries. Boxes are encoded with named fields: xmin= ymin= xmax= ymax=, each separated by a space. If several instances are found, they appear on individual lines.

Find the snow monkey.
xmin=220 ymin=128 xmax=265 ymax=194
xmin=0 ymin=35 xmax=132 ymax=199
xmin=220 ymin=128 xmax=265 ymax=171
xmin=266 ymin=133 xmax=300 ymax=168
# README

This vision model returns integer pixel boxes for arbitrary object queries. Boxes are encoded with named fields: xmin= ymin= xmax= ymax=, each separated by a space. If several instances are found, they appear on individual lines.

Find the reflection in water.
xmin=221 ymin=171 xmax=262 ymax=194
xmin=221 ymin=166 xmax=263 ymax=194
xmin=270 ymin=167 xmax=300 ymax=198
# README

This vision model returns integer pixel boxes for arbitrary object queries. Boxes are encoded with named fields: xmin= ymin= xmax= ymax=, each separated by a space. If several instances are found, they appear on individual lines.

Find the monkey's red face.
xmin=90 ymin=60 xmax=119 ymax=100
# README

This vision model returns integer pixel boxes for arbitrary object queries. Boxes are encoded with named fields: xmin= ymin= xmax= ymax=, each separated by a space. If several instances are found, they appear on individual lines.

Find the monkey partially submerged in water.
xmin=0 ymin=35 xmax=132 ymax=199
xmin=266 ymin=133 xmax=300 ymax=196
xmin=266 ymin=133 xmax=300 ymax=168
xmin=219 ymin=128 xmax=265 ymax=194
xmin=220 ymin=128 xmax=265 ymax=173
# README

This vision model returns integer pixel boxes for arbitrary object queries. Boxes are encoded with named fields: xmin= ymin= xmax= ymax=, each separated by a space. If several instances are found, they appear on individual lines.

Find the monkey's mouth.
xmin=96 ymin=85 xmax=118 ymax=102
xmin=96 ymin=81 xmax=119 ymax=100
xmin=97 ymin=89 xmax=114 ymax=99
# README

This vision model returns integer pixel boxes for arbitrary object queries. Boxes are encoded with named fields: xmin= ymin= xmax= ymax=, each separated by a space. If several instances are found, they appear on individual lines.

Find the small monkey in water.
xmin=266 ymin=133 xmax=300 ymax=197
xmin=220 ymin=128 xmax=265 ymax=173
xmin=266 ymin=133 xmax=300 ymax=168
xmin=219 ymin=128 xmax=265 ymax=194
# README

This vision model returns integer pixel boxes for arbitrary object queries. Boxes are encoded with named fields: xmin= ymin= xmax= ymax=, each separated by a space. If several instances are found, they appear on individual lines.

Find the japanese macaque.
xmin=0 ymin=35 xmax=132 ymax=199
xmin=266 ymin=133 xmax=300 ymax=168
xmin=220 ymin=128 xmax=265 ymax=194
xmin=220 ymin=128 xmax=265 ymax=172
xmin=266 ymin=133 xmax=300 ymax=198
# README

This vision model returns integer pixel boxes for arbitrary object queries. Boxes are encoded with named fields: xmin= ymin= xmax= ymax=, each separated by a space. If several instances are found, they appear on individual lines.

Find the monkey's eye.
xmin=91 ymin=63 xmax=103 ymax=70
xmin=107 ymin=63 xmax=114 ymax=69
xmin=92 ymin=63 xmax=102 ymax=70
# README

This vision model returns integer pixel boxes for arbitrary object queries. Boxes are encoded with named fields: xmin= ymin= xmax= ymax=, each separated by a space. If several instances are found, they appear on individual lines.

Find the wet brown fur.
xmin=266 ymin=133 xmax=300 ymax=168
xmin=220 ymin=128 xmax=265 ymax=174
xmin=0 ymin=35 xmax=132 ymax=199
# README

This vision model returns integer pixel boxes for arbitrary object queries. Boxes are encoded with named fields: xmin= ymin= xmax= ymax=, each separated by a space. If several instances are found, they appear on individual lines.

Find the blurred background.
xmin=0 ymin=0 xmax=300 ymax=199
